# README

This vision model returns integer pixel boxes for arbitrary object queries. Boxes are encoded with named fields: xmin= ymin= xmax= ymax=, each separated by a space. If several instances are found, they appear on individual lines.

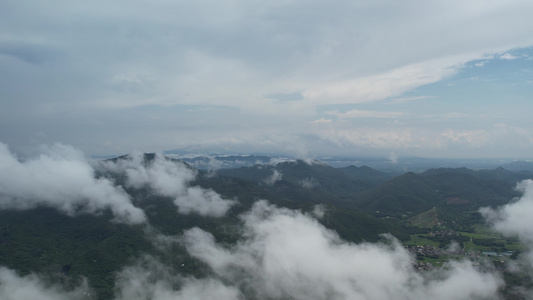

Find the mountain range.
xmin=1 ymin=153 xmax=532 ymax=299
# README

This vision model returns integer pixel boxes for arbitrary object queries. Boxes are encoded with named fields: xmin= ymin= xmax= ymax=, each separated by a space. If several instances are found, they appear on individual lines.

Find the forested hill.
xmin=217 ymin=160 xmax=530 ymax=215
xmin=356 ymin=168 xmax=526 ymax=217
xmin=216 ymin=160 xmax=392 ymax=207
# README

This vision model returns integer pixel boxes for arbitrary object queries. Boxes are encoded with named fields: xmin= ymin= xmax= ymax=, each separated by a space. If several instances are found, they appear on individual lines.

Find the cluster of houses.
xmin=428 ymin=229 xmax=459 ymax=237
xmin=412 ymin=261 xmax=434 ymax=271
xmin=406 ymin=245 xmax=442 ymax=258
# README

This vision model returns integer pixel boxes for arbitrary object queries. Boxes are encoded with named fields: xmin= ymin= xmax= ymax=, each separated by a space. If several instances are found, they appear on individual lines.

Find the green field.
xmin=407 ymin=207 xmax=439 ymax=228
xmin=459 ymin=225 xmax=524 ymax=253
xmin=404 ymin=234 xmax=440 ymax=247
xmin=405 ymin=222 xmax=525 ymax=264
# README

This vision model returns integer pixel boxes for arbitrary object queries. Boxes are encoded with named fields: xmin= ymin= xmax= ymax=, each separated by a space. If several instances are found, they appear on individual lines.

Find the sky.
xmin=1 ymin=0 xmax=533 ymax=159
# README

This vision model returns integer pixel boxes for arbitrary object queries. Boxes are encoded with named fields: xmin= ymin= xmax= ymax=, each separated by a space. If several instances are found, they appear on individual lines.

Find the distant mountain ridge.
xmin=165 ymin=153 xmax=290 ymax=169
xmin=161 ymin=151 xmax=533 ymax=173
xmin=358 ymin=168 xmax=526 ymax=222
xmin=216 ymin=160 xmax=392 ymax=208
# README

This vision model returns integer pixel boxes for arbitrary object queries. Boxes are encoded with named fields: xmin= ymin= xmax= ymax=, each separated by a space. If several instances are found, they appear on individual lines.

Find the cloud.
xmin=388 ymin=152 xmax=399 ymax=164
xmin=0 ymin=267 xmax=91 ymax=300
xmin=0 ymin=143 xmax=146 ymax=224
xmin=114 ymin=257 xmax=241 ymax=300
xmin=1 ymin=1 xmax=533 ymax=158
xmin=263 ymin=170 xmax=283 ymax=185
xmin=326 ymin=109 xmax=406 ymax=119
xmin=481 ymin=179 xmax=533 ymax=265
xmin=184 ymin=200 xmax=503 ymax=300
xmin=499 ymin=53 xmax=518 ymax=60
xmin=0 ymin=195 xmax=513 ymax=300
xmin=439 ymin=129 xmax=489 ymax=147
xmin=313 ymin=127 xmax=416 ymax=150
xmin=175 ymin=187 xmax=237 ymax=217
xmin=101 ymin=153 xmax=236 ymax=217
xmin=302 ymin=58 xmax=462 ymax=105
xmin=312 ymin=117 xmax=333 ymax=124
xmin=312 ymin=204 xmax=326 ymax=219
xmin=299 ymin=177 xmax=319 ymax=189
xmin=1 ymin=258 xmax=241 ymax=300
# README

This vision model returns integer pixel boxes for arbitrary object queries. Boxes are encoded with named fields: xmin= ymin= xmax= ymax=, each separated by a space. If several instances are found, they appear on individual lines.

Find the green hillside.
xmin=359 ymin=169 xmax=521 ymax=217
xmin=359 ymin=172 xmax=441 ymax=216
xmin=218 ymin=160 xmax=391 ymax=208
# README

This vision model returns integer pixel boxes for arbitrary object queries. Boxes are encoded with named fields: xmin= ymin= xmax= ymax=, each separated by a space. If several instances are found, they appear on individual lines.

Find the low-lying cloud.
xmin=114 ymin=256 xmax=241 ymax=300
xmin=263 ymin=170 xmax=282 ymax=185
xmin=101 ymin=153 xmax=236 ymax=217
xmin=2 ymin=196 xmax=528 ymax=300
xmin=0 ymin=143 xmax=146 ymax=224
xmin=0 ymin=267 xmax=91 ymax=300
xmin=184 ymin=200 xmax=503 ymax=300
xmin=0 ymin=142 xmax=236 ymax=223
xmin=299 ymin=177 xmax=319 ymax=188
xmin=481 ymin=179 xmax=533 ymax=266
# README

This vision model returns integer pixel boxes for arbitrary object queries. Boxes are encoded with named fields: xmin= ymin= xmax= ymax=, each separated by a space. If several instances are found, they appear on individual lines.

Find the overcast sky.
xmin=1 ymin=0 xmax=532 ymax=159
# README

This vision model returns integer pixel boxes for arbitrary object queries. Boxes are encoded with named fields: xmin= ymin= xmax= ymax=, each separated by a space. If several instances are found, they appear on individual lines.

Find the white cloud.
xmin=311 ymin=117 xmax=333 ymax=124
xmin=313 ymin=127 xmax=488 ymax=153
xmin=184 ymin=200 xmax=503 ymax=300
xmin=388 ymin=152 xmax=399 ymax=164
xmin=326 ymin=109 xmax=406 ymax=119
xmin=0 ymin=195 xmax=517 ymax=300
xmin=481 ymin=180 xmax=533 ymax=266
xmin=315 ymin=127 xmax=416 ymax=149
xmin=175 ymin=187 xmax=236 ymax=217
xmin=2 ymin=0 xmax=533 ymax=158
xmin=0 ymin=143 xmax=146 ymax=224
xmin=302 ymin=58 xmax=463 ymax=105
xmin=499 ymin=53 xmax=518 ymax=60
xmin=312 ymin=204 xmax=326 ymax=219
xmin=101 ymin=153 xmax=236 ymax=217
xmin=439 ymin=129 xmax=489 ymax=147
xmin=114 ymin=257 xmax=241 ymax=300
xmin=300 ymin=177 xmax=319 ymax=189
xmin=264 ymin=170 xmax=283 ymax=185
xmin=0 ymin=267 xmax=91 ymax=300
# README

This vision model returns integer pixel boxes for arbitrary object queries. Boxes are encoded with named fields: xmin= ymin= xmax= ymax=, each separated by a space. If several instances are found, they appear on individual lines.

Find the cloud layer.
xmin=481 ymin=179 xmax=533 ymax=266
xmin=1 ymin=1 xmax=533 ymax=157
xmin=0 ymin=267 xmax=91 ymax=300
xmin=0 ymin=143 xmax=146 ymax=224
xmin=183 ymin=200 xmax=503 ymax=300
xmin=0 ymin=142 xmax=236 ymax=223
xmin=8 ymin=191 xmax=533 ymax=299
xmin=101 ymin=152 xmax=236 ymax=217
xmin=113 ymin=256 xmax=241 ymax=300
xmin=1 ymin=199 xmax=505 ymax=300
